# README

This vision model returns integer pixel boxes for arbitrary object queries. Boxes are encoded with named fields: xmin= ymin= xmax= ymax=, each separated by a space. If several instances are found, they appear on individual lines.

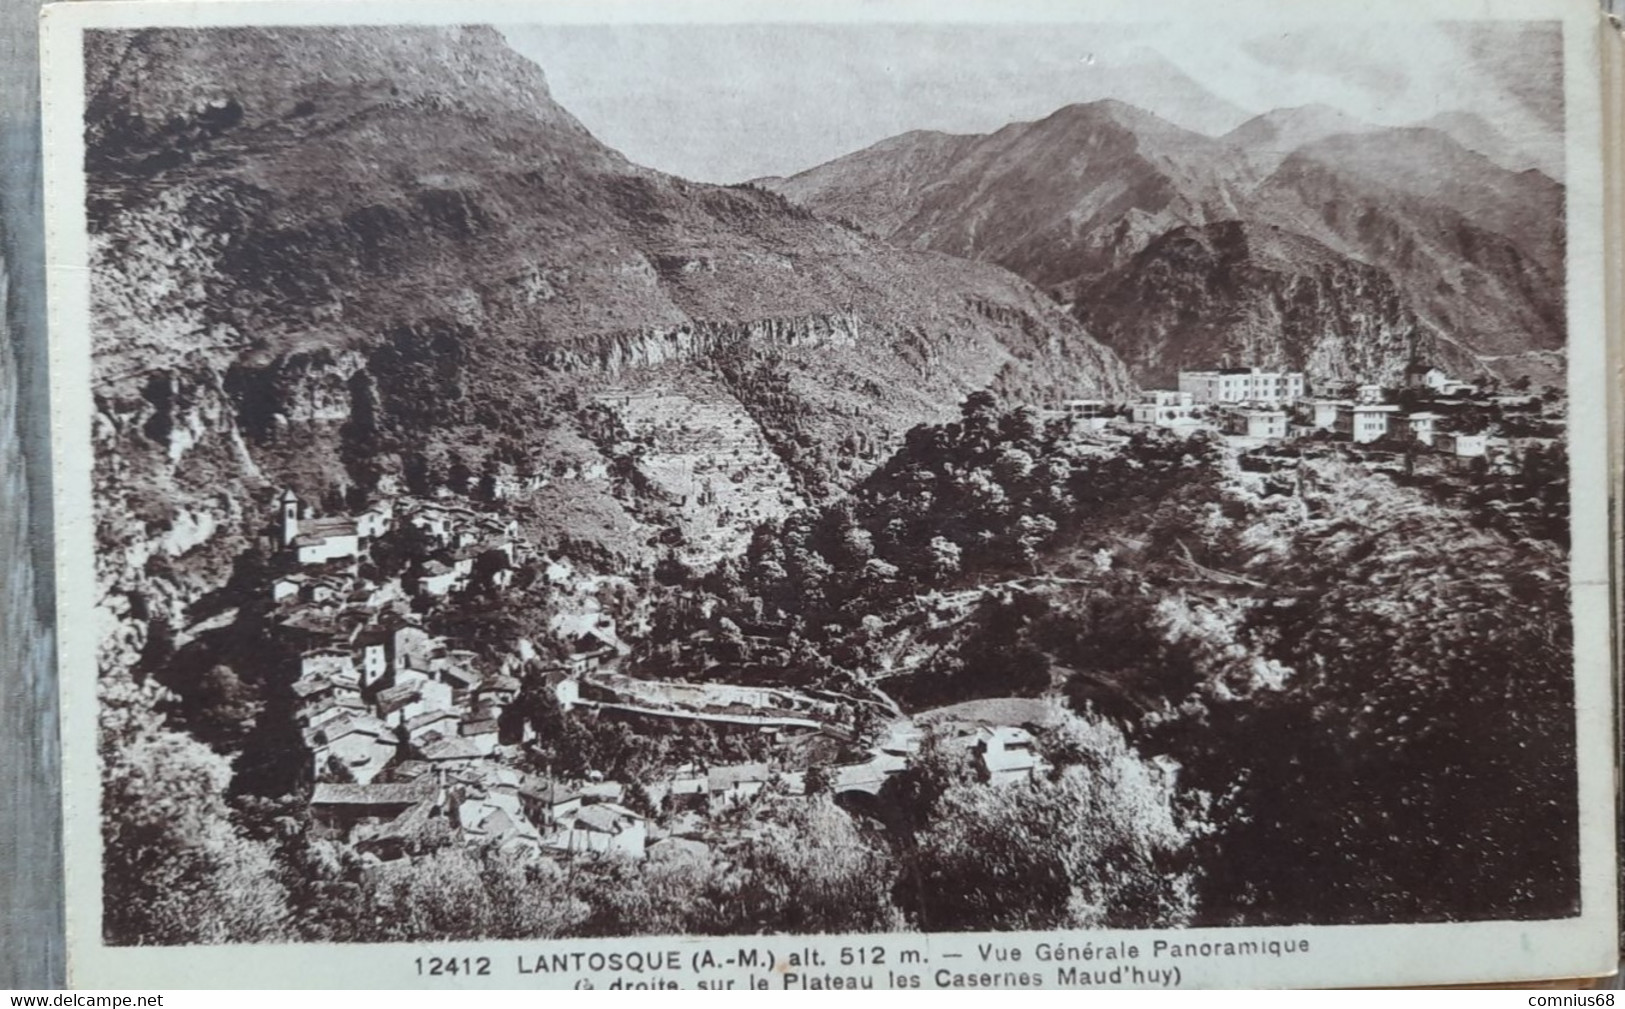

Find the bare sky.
xmin=502 ymin=21 xmax=1563 ymax=184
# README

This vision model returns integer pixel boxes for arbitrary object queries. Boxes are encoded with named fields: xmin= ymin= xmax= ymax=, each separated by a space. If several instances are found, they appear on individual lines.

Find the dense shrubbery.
xmin=688 ymin=397 xmax=1578 ymax=926
xmin=721 ymin=394 xmax=1226 ymax=631
xmin=1466 ymin=440 xmax=1569 ymax=547
xmin=101 ymin=670 xmax=291 ymax=945
xmin=891 ymin=717 xmax=1201 ymax=932
xmin=1152 ymin=476 xmax=1577 ymax=923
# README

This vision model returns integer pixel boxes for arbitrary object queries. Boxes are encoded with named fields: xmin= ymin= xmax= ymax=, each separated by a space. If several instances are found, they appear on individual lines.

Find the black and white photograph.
xmin=42 ymin=0 xmax=1618 ymax=987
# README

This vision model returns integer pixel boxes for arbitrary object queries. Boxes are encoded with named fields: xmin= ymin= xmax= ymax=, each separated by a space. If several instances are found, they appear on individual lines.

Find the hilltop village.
xmin=186 ymin=358 xmax=1563 ymax=876
xmin=246 ymin=472 xmax=1049 ymax=865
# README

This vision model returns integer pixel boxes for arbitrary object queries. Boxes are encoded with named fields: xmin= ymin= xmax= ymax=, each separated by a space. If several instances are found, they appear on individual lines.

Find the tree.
xmin=503 ymin=671 xmax=567 ymax=754
xmin=1154 ymin=476 xmax=1578 ymax=925
xmin=623 ymin=780 xmax=657 ymax=818
xmin=903 ymin=716 xmax=1199 ymax=932
xmin=370 ymin=519 xmax=438 ymax=579
xmin=447 ymin=452 xmax=474 ymax=496
xmin=922 ymin=536 xmax=961 ymax=584
xmin=191 ymin=663 xmax=260 ymax=747
xmin=363 ymin=846 xmax=583 ymax=941
xmin=803 ymin=764 xmax=833 ymax=796
xmin=402 ymin=452 xmax=436 ymax=496
xmin=702 ymin=556 xmax=747 ymax=603
xmin=136 ymin=619 xmax=176 ymax=678
xmin=100 ymin=670 xmax=291 ymax=945
xmin=961 ymin=390 xmax=1000 ymax=424
xmin=998 ymin=405 xmax=1044 ymax=445
xmin=720 ymin=796 xmax=902 ymax=934
xmin=654 ymin=550 xmax=694 ymax=587
xmin=477 ymin=461 xmax=501 ymax=502
xmin=320 ymin=753 xmax=358 ymax=784
xmin=1012 ymin=513 xmax=1058 ymax=572
xmin=572 ymin=845 xmax=722 ymax=937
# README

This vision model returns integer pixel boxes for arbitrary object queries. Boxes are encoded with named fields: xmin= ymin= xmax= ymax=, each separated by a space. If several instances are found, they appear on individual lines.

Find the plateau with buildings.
xmin=1054 ymin=363 xmax=1505 ymax=459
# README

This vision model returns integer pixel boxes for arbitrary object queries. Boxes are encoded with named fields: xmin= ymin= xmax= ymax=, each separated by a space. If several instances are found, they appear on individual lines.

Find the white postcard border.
xmin=40 ymin=0 xmax=1619 ymax=989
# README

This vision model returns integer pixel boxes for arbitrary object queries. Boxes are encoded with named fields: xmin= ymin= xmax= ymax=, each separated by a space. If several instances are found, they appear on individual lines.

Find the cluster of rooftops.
xmin=263 ymin=487 xmax=1063 ymax=869
xmin=304 ymin=713 xmax=1055 ymax=867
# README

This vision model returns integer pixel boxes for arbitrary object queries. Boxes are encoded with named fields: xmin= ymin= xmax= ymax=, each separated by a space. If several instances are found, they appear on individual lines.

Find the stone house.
xmin=279 ymin=490 xmax=372 ymax=566
xmin=975 ymin=726 xmax=1049 ymax=786
xmin=547 ymin=802 xmax=647 ymax=859
xmin=310 ymin=778 xmax=438 ymax=837
xmin=1218 ymin=407 xmax=1287 ymax=439
xmin=707 ymin=763 xmax=771 ymax=809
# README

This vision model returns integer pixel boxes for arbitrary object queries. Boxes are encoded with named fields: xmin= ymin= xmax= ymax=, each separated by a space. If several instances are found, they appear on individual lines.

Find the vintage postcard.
xmin=40 ymin=0 xmax=1618 ymax=989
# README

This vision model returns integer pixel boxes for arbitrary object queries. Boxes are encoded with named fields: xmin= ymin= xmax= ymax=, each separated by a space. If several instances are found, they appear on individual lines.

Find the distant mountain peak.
xmin=1224 ymin=103 xmax=1377 ymax=153
xmin=1286 ymin=124 xmax=1507 ymax=179
xmin=1411 ymin=108 xmax=1558 ymax=178
xmin=761 ymin=88 xmax=1563 ymax=385
xmin=878 ymin=127 xmax=973 ymax=145
xmin=1037 ymin=98 xmax=1194 ymax=137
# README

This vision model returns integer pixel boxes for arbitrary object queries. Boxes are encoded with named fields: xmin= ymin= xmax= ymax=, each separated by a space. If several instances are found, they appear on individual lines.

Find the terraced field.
xmin=598 ymin=388 xmax=803 ymax=565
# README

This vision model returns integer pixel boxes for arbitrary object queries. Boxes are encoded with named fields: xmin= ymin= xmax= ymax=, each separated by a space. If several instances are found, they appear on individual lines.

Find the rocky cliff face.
xmin=1255 ymin=132 xmax=1564 ymax=373
xmin=1079 ymin=222 xmax=1428 ymax=387
xmin=536 ymin=313 xmax=864 ymax=374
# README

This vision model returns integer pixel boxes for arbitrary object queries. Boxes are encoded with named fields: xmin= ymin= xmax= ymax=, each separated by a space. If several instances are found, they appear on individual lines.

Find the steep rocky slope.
xmin=86 ymin=26 xmax=1135 ymax=658
xmin=1078 ymin=221 xmax=1426 ymax=386
xmin=769 ymin=101 xmax=1258 ymax=301
xmin=1255 ymin=129 xmax=1564 ymax=375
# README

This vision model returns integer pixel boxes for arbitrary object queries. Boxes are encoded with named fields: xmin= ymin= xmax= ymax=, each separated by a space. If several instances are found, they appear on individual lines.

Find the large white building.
xmin=1335 ymin=403 xmax=1401 ymax=444
xmin=1219 ymin=406 xmax=1288 ymax=440
xmin=975 ymin=726 xmax=1049 ymax=786
xmin=1131 ymin=390 xmax=1196 ymax=426
xmin=1435 ymin=432 xmax=1488 ymax=457
xmin=1308 ymin=401 xmax=1343 ymax=430
xmin=1400 ymin=412 xmax=1439 ymax=446
xmin=1179 ymin=367 xmax=1306 ymax=405
xmin=1057 ymin=399 xmax=1112 ymax=432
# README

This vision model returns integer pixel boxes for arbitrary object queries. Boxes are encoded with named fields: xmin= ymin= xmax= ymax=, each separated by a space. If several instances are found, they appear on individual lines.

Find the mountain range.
xmin=764 ymin=99 xmax=1565 ymax=387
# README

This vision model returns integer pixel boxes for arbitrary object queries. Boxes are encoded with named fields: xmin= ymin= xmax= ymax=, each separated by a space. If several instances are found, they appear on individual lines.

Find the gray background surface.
xmin=1 ymin=0 xmax=63 ymax=990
